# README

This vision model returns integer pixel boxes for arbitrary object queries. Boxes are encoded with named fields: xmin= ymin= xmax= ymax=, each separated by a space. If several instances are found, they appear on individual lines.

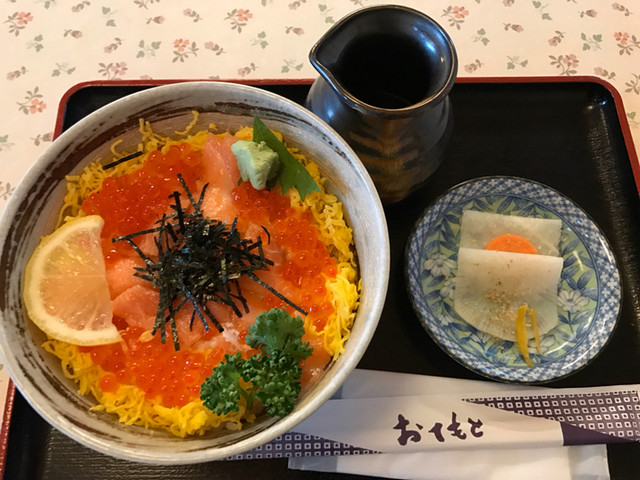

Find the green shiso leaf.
xmin=252 ymin=117 xmax=320 ymax=200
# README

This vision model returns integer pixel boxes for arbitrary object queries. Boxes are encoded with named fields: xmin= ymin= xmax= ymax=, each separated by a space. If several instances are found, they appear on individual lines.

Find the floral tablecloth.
xmin=1 ymin=0 xmax=639 ymax=208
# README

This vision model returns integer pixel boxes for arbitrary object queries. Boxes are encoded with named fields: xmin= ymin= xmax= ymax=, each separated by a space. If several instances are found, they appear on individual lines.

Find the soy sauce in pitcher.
xmin=306 ymin=5 xmax=458 ymax=204
xmin=336 ymin=34 xmax=433 ymax=109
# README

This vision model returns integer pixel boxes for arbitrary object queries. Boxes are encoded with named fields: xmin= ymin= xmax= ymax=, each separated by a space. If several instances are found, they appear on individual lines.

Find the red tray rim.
xmin=0 ymin=378 xmax=15 ymax=476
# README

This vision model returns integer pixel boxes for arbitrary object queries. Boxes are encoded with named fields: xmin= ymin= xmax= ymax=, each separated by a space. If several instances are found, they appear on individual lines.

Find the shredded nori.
xmin=102 ymin=150 xmax=145 ymax=170
xmin=112 ymin=174 xmax=307 ymax=350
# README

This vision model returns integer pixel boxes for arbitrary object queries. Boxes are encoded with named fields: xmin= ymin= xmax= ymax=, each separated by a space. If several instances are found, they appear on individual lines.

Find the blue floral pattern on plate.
xmin=405 ymin=176 xmax=622 ymax=383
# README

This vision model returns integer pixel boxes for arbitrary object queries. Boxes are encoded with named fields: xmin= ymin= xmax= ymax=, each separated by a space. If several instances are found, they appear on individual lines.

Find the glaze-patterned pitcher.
xmin=306 ymin=5 xmax=458 ymax=204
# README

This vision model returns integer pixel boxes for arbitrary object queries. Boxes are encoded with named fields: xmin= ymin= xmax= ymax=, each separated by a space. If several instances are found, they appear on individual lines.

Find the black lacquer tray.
xmin=4 ymin=78 xmax=640 ymax=479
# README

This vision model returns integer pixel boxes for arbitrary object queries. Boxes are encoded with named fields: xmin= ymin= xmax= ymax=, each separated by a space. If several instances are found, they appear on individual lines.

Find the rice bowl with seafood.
xmin=0 ymin=81 xmax=389 ymax=463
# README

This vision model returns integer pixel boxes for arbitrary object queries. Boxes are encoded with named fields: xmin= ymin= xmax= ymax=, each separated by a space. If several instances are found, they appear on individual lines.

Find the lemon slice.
xmin=23 ymin=215 xmax=121 ymax=345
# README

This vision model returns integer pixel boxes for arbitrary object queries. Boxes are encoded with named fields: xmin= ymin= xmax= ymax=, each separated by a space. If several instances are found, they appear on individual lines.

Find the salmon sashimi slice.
xmin=243 ymin=222 xmax=287 ymax=266
xmin=200 ymin=133 xmax=241 ymax=225
xmin=112 ymin=284 xmax=216 ymax=350
xmin=299 ymin=332 xmax=331 ymax=395
xmin=106 ymin=256 xmax=148 ymax=298
xmin=205 ymin=301 xmax=257 ymax=354
xmin=112 ymin=284 xmax=158 ymax=330
xmin=170 ymin=302 xmax=216 ymax=349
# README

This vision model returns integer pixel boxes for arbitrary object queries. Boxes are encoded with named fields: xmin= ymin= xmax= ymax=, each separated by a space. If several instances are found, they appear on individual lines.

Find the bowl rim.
xmin=0 ymin=80 xmax=390 ymax=463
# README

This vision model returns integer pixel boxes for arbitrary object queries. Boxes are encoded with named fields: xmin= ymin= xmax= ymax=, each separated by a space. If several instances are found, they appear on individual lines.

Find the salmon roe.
xmin=82 ymin=327 xmax=225 ymax=407
xmin=81 ymin=143 xmax=203 ymax=264
xmin=233 ymin=182 xmax=338 ymax=329
xmin=82 ymin=144 xmax=338 ymax=408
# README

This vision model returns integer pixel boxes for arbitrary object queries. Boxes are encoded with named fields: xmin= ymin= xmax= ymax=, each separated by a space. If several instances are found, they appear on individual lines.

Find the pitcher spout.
xmin=309 ymin=5 xmax=457 ymax=114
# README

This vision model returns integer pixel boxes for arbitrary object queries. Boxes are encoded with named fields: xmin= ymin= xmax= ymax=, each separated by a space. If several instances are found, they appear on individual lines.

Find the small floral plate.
xmin=405 ymin=176 xmax=622 ymax=383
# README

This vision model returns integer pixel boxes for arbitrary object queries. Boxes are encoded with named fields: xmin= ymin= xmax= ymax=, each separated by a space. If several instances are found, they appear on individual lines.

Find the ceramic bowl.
xmin=0 ymin=81 xmax=389 ymax=464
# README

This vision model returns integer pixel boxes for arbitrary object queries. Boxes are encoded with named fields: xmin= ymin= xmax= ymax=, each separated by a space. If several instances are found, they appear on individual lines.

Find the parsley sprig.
xmin=200 ymin=308 xmax=313 ymax=418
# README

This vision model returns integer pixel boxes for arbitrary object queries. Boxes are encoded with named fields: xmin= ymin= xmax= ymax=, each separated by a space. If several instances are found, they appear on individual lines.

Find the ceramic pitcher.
xmin=306 ymin=5 xmax=458 ymax=204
